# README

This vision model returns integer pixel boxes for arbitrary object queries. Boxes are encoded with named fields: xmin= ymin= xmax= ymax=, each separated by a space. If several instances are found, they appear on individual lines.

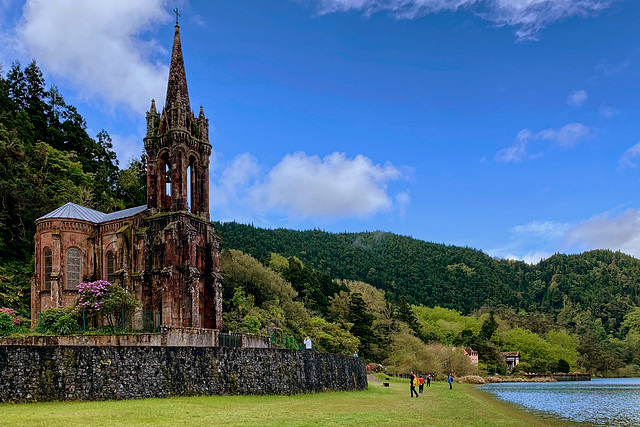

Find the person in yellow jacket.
xmin=410 ymin=371 xmax=419 ymax=397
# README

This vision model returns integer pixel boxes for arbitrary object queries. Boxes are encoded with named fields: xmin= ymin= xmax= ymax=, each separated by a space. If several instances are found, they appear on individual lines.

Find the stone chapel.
xmin=31 ymin=20 xmax=223 ymax=331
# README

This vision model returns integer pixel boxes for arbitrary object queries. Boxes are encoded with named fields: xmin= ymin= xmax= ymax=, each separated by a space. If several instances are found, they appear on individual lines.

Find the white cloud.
xmin=599 ymin=104 xmax=620 ymax=118
xmin=110 ymin=134 xmax=145 ymax=165
xmin=537 ymin=122 xmax=593 ymax=148
xmin=504 ymin=251 xmax=554 ymax=265
xmin=396 ymin=190 xmax=411 ymax=216
xmin=211 ymin=152 xmax=407 ymax=220
xmin=252 ymin=152 xmax=402 ymax=217
xmin=565 ymin=208 xmax=640 ymax=258
xmin=313 ymin=0 xmax=618 ymax=41
xmin=567 ymin=89 xmax=588 ymax=107
xmin=490 ymin=219 xmax=567 ymax=263
xmin=211 ymin=153 xmax=261 ymax=209
xmin=13 ymin=0 xmax=171 ymax=113
xmin=596 ymin=54 xmax=634 ymax=77
xmin=492 ymin=207 xmax=640 ymax=263
xmin=496 ymin=122 xmax=594 ymax=163
xmin=511 ymin=220 xmax=569 ymax=239
xmin=619 ymin=141 xmax=640 ymax=169
xmin=495 ymin=128 xmax=531 ymax=162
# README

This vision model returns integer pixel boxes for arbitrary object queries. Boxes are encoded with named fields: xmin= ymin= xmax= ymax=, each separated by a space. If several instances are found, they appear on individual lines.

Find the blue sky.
xmin=2 ymin=0 xmax=640 ymax=263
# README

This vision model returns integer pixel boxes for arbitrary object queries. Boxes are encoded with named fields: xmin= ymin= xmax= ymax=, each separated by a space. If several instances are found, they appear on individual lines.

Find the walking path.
xmin=367 ymin=374 xmax=383 ymax=385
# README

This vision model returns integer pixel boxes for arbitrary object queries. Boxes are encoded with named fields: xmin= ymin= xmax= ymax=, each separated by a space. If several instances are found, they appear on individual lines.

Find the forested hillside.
xmin=215 ymin=222 xmax=640 ymax=336
xmin=215 ymin=222 xmax=640 ymax=375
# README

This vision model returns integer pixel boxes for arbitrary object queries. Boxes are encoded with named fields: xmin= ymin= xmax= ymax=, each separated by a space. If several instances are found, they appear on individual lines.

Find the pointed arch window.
xmin=187 ymin=156 xmax=197 ymax=213
xmin=43 ymin=247 xmax=52 ymax=291
xmin=66 ymin=248 xmax=81 ymax=290
xmin=165 ymin=162 xmax=171 ymax=197
xmin=160 ymin=153 xmax=172 ymax=209
xmin=106 ymin=250 xmax=115 ymax=283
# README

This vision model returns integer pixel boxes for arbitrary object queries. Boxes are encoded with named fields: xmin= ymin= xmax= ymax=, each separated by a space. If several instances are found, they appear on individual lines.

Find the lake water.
xmin=481 ymin=378 xmax=640 ymax=426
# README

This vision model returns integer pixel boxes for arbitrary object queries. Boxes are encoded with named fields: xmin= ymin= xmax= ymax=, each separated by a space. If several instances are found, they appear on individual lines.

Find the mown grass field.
xmin=0 ymin=375 xmax=576 ymax=426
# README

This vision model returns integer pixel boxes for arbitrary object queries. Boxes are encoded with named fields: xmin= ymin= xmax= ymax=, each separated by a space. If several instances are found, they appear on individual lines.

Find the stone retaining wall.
xmin=0 ymin=328 xmax=269 ymax=349
xmin=0 ymin=346 xmax=367 ymax=402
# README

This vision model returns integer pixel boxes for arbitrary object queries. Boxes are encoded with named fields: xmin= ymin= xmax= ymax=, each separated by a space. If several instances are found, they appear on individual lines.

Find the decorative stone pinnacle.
xmin=165 ymin=16 xmax=190 ymax=112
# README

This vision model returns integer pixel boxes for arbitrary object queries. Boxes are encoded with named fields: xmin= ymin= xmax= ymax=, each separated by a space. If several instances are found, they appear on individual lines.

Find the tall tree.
xmin=347 ymin=292 xmax=375 ymax=358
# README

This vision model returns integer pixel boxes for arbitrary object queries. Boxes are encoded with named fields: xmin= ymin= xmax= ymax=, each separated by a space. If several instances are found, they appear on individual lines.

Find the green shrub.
xmin=243 ymin=315 xmax=261 ymax=334
xmin=512 ymin=361 xmax=532 ymax=374
xmin=53 ymin=315 xmax=81 ymax=335
xmin=40 ymin=307 xmax=80 ymax=334
xmin=557 ymin=359 xmax=570 ymax=373
xmin=530 ymin=358 xmax=548 ymax=374
xmin=0 ymin=313 xmax=12 ymax=336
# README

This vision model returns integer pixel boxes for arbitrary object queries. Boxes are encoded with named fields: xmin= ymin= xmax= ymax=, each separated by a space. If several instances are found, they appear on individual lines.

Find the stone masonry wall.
xmin=0 ymin=346 xmax=367 ymax=402
xmin=0 ymin=329 xmax=271 ymax=349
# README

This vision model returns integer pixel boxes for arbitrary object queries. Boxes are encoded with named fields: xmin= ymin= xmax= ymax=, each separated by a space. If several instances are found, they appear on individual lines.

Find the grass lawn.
xmin=0 ymin=375 xmax=576 ymax=426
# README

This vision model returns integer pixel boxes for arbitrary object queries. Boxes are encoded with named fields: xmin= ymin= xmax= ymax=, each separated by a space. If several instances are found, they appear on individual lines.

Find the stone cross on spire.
xmin=165 ymin=10 xmax=190 ymax=112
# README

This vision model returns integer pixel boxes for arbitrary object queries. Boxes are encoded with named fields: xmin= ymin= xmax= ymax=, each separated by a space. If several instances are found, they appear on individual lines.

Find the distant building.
xmin=32 ymin=19 xmax=223 ymax=331
xmin=463 ymin=347 xmax=478 ymax=365
xmin=502 ymin=351 xmax=520 ymax=370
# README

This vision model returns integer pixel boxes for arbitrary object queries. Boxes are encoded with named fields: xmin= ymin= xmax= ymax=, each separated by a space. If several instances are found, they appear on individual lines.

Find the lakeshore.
xmin=0 ymin=375 xmax=576 ymax=426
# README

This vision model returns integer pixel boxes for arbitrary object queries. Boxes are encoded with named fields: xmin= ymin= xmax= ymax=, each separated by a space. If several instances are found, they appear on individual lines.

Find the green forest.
xmin=2 ymin=61 xmax=640 ymax=377
xmin=213 ymin=222 xmax=640 ymax=376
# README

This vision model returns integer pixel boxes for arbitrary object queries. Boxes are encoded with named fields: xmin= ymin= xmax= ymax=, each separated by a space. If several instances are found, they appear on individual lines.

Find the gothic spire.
xmin=165 ymin=19 xmax=190 ymax=112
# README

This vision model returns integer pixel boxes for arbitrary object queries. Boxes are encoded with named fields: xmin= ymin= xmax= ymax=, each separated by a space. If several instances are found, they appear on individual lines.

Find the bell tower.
xmin=141 ymin=14 xmax=222 ymax=330
xmin=144 ymin=13 xmax=210 ymax=219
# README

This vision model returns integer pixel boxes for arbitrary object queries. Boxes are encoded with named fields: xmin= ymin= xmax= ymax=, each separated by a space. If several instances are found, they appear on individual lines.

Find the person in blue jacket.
xmin=448 ymin=374 xmax=453 ymax=390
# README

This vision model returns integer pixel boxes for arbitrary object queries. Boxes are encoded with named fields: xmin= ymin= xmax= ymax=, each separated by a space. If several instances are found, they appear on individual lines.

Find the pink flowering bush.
xmin=0 ymin=307 xmax=21 ymax=325
xmin=75 ymin=280 xmax=139 ymax=327
xmin=76 ymin=280 xmax=109 ymax=313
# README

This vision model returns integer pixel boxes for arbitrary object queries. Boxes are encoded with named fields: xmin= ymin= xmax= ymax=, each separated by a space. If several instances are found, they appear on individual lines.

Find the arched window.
xmin=165 ymin=161 xmax=171 ymax=197
xmin=106 ymin=250 xmax=115 ymax=283
xmin=43 ymin=247 xmax=52 ymax=291
xmin=160 ymin=153 xmax=172 ymax=209
xmin=188 ymin=156 xmax=198 ymax=214
xmin=66 ymin=248 xmax=81 ymax=290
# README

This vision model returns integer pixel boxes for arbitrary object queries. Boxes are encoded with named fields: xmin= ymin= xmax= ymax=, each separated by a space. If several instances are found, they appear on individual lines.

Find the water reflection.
xmin=481 ymin=378 xmax=640 ymax=426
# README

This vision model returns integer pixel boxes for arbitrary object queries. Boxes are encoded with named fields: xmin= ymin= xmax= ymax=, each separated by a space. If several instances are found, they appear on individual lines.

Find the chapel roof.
xmin=37 ymin=202 xmax=146 ymax=224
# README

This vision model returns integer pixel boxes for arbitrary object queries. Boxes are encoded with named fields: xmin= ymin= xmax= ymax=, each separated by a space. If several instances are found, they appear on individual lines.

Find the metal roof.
xmin=101 ymin=205 xmax=147 ymax=223
xmin=37 ymin=203 xmax=146 ymax=224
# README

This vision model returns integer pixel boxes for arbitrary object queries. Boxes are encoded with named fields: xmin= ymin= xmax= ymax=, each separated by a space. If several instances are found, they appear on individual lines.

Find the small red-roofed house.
xmin=464 ymin=347 xmax=479 ymax=365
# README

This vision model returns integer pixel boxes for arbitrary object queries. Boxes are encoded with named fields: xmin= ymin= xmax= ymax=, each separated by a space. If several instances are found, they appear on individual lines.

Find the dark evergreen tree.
xmin=557 ymin=359 xmax=570 ymax=373
xmin=347 ymin=292 xmax=375 ymax=358
xmin=479 ymin=311 xmax=499 ymax=341
xmin=394 ymin=295 xmax=423 ymax=339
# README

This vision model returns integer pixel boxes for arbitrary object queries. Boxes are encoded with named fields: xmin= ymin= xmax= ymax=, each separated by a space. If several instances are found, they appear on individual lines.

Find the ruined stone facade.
xmin=31 ymin=22 xmax=222 ymax=330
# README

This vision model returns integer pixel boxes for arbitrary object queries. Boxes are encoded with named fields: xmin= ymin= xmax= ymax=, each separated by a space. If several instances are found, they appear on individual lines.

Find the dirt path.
xmin=367 ymin=374 xmax=383 ymax=385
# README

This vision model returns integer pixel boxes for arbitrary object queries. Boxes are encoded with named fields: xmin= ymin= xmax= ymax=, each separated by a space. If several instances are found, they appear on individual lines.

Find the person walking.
xmin=419 ymin=375 xmax=424 ymax=393
xmin=448 ymin=374 xmax=453 ymax=390
xmin=304 ymin=336 xmax=312 ymax=350
xmin=410 ymin=371 xmax=419 ymax=398
xmin=426 ymin=374 xmax=431 ymax=387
